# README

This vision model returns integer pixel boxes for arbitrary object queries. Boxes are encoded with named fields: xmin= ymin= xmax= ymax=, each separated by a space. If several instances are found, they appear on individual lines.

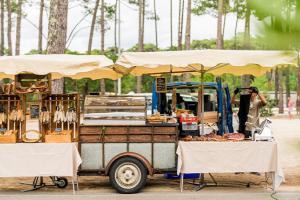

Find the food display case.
xmin=83 ymin=95 xmax=147 ymax=125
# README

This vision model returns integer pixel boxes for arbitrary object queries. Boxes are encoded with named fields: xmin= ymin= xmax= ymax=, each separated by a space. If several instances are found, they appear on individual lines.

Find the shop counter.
xmin=0 ymin=143 xmax=82 ymax=193
xmin=176 ymin=141 xmax=284 ymax=191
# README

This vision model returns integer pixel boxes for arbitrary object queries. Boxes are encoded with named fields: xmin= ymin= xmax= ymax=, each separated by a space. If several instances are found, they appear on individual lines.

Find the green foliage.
xmin=26 ymin=49 xmax=47 ymax=55
xmin=260 ymin=95 xmax=276 ymax=117
xmin=192 ymin=0 xmax=231 ymax=17
xmin=127 ymin=43 xmax=159 ymax=52
xmin=250 ymin=0 xmax=300 ymax=50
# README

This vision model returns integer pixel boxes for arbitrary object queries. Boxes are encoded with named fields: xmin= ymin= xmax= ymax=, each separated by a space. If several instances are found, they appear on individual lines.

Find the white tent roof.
xmin=0 ymin=54 xmax=123 ymax=80
xmin=116 ymin=50 xmax=298 ymax=76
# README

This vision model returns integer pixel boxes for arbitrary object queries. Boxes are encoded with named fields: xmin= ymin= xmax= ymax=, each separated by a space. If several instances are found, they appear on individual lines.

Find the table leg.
xmin=72 ymin=177 xmax=76 ymax=194
xmin=76 ymin=176 xmax=79 ymax=191
xmin=272 ymin=172 xmax=275 ymax=192
xmin=180 ymin=173 xmax=184 ymax=192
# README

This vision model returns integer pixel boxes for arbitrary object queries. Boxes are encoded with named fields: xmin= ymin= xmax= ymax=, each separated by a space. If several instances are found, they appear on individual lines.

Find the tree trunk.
xmin=243 ymin=0 xmax=250 ymax=49
xmin=100 ymin=79 xmax=105 ymax=95
xmin=47 ymin=0 xmax=68 ymax=54
xmin=100 ymin=0 xmax=105 ymax=52
xmin=15 ymin=0 xmax=23 ymax=55
xmin=47 ymin=0 xmax=68 ymax=94
xmin=114 ymin=0 xmax=117 ymax=51
xmin=87 ymin=0 xmax=100 ymax=54
xmin=275 ymin=67 xmax=279 ymax=104
xmin=178 ymin=0 xmax=185 ymax=50
xmin=177 ymin=0 xmax=182 ymax=50
xmin=278 ymin=70 xmax=284 ymax=114
xmin=0 ymin=0 xmax=4 ymax=56
xmin=170 ymin=0 xmax=173 ymax=48
xmin=99 ymin=0 xmax=106 ymax=93
xmin=216 ymin=0 xmax=223 ymax=49
xmin=153 ymin=0 xmax=158 ymax=49
xmin=114 ymin=80 xmax=118 ymax=95
xmin=184 ymin=0 xmax=191 ymax=50
xmin=234 ymin=0 xmax=239 ymax=49
xmin=296 ymin=2 xmax=300 ymax=99
xmin=297 ymin=66 xmax=300 ymax=99
xmin=138 ymin=0 xmax=145 ymax=52
xmin=38 ymin=0 xmax=45 ymax=53
xmin=6 ymin=0 xmax=12 ymax=55
xmin=222 ymin=11 xmax=226 ymax=39
xmin=51 ymin=78 xmax=64 ymax=94
xmin=137 ymin=0 xmax=145 ymax=93
xmin=285 ymin=67 xmax=290 ymax=107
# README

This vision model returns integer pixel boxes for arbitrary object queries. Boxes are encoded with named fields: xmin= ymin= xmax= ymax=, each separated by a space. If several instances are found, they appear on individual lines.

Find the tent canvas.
xmin=116 ymin=49 xmax=298 ymax=76
xmin=0 ymin=54 xmax=124 ymax=80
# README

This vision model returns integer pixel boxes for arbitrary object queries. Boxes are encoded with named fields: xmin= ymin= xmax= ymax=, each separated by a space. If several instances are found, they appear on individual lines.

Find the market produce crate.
xmin=0 ymin=132 xmax=17 ymax=143
xmin=45 ymin=130 xmax=72 ymax=143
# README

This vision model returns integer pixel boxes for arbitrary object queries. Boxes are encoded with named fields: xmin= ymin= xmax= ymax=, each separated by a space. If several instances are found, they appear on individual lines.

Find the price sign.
xmin=156 ymin=77 xmax=167 ymax=93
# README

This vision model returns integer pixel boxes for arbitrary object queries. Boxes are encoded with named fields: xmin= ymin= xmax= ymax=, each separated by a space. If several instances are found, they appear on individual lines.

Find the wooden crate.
xmin=0 ymin=134 xmax=17 ymax=143
xmin=45 ymin=130 xmax=72 ymax=143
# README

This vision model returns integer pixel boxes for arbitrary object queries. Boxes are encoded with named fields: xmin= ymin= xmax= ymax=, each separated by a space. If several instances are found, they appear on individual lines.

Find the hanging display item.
xmin=0 ymin=95 xmax=24 ymax=143
xmin=43 ymin=94 xmax=79 ymax=143
xmin=39 ymin=106 xmax=50 ymax=124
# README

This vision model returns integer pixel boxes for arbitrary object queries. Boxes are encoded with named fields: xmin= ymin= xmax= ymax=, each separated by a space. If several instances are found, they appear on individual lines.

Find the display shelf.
xmin=41 ymin=93 xmax=80 ymax=142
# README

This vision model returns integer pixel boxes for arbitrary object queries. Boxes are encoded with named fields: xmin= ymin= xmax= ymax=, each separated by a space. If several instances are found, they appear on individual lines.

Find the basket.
xmin=0 ymin=132 xmax=17 ymax=143
xmin=45 ymin=130 xmax=72 ymax=143
xmin=22 ymin=130 xmax=42 ymax=143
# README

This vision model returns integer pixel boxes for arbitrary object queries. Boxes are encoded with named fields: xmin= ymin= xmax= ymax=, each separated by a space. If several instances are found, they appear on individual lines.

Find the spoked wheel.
xmin=55 ymin=177 xmax=68 ymax=188
xmin=109 ymin=157 xmax=147 ymax=194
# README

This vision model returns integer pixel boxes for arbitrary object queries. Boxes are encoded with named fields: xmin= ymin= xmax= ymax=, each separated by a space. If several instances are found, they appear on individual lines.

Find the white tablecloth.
xmin=0 ymin=143 xmax=82 ymax=178
xmin=177 ymin=141 xmax=284 ymax=190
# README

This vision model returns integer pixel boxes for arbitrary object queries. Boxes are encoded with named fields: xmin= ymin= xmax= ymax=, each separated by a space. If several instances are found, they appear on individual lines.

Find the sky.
xmin=14 ymin=0 xmax=259 ymax=54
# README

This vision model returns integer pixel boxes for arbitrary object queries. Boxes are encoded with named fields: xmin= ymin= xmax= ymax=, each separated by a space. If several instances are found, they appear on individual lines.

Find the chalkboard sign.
xmin=30 ymin=105 xmax=40 ymax=119
xmin=156 ymin=77 xmax=167 ymax=93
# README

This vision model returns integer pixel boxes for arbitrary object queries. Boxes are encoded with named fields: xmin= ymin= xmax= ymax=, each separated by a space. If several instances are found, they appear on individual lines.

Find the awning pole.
xmin=201 ymin=65 xmax=205 ymax=135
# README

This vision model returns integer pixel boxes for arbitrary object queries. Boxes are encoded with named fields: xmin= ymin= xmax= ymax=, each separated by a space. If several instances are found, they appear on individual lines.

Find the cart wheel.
xmin=56 ymin=177 xmax=68 ymax=188
xmin=109 ymin=157 xmax=147 ymax=194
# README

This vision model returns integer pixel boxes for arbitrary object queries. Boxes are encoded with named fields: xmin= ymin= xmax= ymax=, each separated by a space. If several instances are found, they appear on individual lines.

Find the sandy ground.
xmin=0 ymin=118 xmax=299 ymax=199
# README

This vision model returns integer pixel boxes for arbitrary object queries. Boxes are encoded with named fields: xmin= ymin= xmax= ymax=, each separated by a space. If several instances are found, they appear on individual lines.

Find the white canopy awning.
xmin=0 ymin=54 xmax=123 ymax=80
xmin=116 ymin=50 xmax=298 ymax=76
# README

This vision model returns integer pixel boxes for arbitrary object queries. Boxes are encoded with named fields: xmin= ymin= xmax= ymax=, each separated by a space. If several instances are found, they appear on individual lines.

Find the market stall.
xmin=177 ymin=141 xmax=284 ymax=191
xmin=0 ymin=54 xmax=120 ymax=193
xmin=116 ymin=49 xmax=298 ymax=191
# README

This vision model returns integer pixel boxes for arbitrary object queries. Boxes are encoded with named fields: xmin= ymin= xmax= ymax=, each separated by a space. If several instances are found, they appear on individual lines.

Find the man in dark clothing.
xmin=231 ymin=86 xmax=267 ymax=138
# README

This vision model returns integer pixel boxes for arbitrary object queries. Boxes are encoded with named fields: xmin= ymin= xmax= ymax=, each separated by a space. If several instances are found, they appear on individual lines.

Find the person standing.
xmin=287 ymin=97 xmax=294 ymax=119
xmin=296 ymin=96 xmax=300 ymax=116
xmin=231 ymin=86 xmax=267 ymax=138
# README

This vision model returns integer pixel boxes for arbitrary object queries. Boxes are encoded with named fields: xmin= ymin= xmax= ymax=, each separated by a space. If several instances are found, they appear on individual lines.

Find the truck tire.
xmin=109 ymin=157 xmax=147 ymax=194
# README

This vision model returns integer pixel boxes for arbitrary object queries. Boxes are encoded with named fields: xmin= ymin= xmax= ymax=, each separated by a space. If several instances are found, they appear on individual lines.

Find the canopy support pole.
xmin=200 ymin=65 xmax=205 ymax=136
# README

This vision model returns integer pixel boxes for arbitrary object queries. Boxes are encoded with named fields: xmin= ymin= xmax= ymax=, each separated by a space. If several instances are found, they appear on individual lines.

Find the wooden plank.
xmin=129 ymin=135 xmax=152 ymax=142
xmin=104 ymin=135 xmax=127 ymax=142
xmin=80 ymin=135 xmax=102 ymax=142
xmin=80 ymin=127 xmax=101 ymax=135
xmin=153 ymin=135 xmax=176 ymax=142
xmin=105 ymin=127 xmax=128 ymax=134
xmin=154 ymin=127 xmax=177 ymax=134
xmin=129 ymin=127 xmax=152 ymax=134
